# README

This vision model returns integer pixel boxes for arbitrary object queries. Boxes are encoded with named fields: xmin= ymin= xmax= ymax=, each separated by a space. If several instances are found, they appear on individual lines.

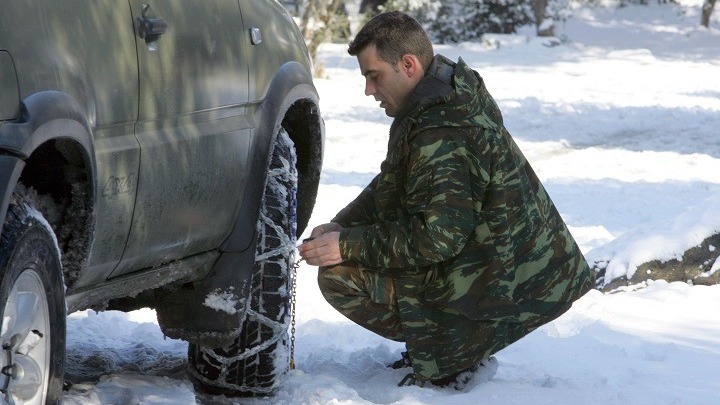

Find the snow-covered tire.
xmin=188 ymin=128 xmax=298 ymax=396
xmin=0 ymin=196 xmax=66 ymax=405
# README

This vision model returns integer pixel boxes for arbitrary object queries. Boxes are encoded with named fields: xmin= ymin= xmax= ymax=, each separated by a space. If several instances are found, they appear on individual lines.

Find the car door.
xmin=111 ymin=0 xmax=252 ymax=277
xmin=19 ymin=0 xmax=142 ymax=286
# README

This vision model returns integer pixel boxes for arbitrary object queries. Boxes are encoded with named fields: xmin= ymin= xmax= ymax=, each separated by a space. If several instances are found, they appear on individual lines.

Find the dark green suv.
xmin=0 ymin=1 xmax=324 ymax=402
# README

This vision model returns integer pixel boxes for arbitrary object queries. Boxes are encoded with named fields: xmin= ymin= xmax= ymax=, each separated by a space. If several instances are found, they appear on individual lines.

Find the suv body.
xmin=0 ymin=0 xmax=323 ymax=402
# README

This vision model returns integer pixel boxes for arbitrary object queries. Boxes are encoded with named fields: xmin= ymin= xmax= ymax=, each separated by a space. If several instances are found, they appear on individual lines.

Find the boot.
xmin=388 ymin=351 xmax=412 ymax=369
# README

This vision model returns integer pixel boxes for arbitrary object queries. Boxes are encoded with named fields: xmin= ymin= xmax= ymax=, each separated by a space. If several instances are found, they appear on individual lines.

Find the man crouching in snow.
xmin=298 ymin=11 xmax=595 ymax=389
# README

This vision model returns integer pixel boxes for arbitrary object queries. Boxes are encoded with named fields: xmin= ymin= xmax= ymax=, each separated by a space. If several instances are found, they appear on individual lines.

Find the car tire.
xmin=188 ymin=128 xmax=298 ymax=396
xmin=0 ymin=195 xmax=66 ymax=405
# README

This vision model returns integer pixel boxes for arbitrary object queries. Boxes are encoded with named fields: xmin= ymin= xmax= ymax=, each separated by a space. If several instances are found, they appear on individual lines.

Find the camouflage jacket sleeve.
xmin=332 ymin=174 xmax=381 ymax=227
xmin=338 ymin=128 xmax=486 ymax=269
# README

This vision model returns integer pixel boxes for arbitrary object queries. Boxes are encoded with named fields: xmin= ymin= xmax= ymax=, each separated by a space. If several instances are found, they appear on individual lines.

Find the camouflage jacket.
xmin=333 ymin=55 xmax=594 ymax=379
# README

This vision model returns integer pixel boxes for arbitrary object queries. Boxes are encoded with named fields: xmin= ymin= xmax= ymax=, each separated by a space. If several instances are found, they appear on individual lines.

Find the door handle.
xmin=137 ymin=4 xmax=167 ymax=43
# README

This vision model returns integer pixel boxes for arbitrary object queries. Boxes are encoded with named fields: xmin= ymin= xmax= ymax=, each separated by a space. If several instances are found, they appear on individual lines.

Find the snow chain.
xmin=289 ymin=256 xmax=301 ymax=370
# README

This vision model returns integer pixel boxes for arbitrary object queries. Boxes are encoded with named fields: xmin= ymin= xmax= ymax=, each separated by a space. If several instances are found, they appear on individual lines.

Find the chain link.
xmin=289 ymin=257 xmax=302 ymax=370
xmin=290 ymin=237 xmax=313 ymax=370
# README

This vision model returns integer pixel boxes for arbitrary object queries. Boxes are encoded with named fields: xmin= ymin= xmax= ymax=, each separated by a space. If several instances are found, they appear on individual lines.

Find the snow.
xmin=203 ymin=288 xmax=243 ymax=315
xmin=590 ymin=191 xmax=720 ymax=282
xmin=62 ymin=2 xmax=720 ymax=404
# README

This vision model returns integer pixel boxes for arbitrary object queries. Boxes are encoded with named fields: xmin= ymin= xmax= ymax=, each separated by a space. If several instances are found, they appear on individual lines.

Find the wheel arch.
xmin=0 ymin=90 xmax=96 ymax=289
xmin=221 ymin=61 xmax=324 ymax=253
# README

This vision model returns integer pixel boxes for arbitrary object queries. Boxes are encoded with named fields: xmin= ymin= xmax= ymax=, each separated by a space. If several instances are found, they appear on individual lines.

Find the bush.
xmin=381 ymin=0 xmax=570 ymax=43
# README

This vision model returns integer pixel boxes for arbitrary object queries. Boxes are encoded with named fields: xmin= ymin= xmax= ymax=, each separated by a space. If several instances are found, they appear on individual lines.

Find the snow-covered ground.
xmin=63 ymin=2 xmax=720 ymax=404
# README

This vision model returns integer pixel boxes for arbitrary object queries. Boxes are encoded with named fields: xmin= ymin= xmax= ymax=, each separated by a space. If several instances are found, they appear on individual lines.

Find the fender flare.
xmin=0 ymin=90 xmax=96 ymax=235
xmin=221 ymin=61 xmax=321 ymax=253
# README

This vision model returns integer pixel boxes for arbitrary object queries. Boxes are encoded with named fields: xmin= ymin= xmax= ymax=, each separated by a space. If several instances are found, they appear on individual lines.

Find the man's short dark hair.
xmin=348 ymin=11 xmax=434 ymax=72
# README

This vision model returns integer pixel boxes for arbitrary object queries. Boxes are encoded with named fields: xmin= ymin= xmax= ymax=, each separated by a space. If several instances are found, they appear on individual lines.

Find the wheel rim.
xmin=0 ymin=269 xmax=50 ymax=405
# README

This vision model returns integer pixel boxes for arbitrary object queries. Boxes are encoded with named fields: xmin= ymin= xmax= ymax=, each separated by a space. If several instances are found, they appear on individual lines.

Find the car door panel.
xmin=112 ymin=0 xmax=251 ymax=277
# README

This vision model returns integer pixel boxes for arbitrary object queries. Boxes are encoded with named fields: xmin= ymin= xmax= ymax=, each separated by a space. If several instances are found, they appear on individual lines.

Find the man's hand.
xmin=298 ymin=223 xmax=344 ymax=267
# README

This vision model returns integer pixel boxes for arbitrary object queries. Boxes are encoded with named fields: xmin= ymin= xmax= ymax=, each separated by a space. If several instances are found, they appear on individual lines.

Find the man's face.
xmin=357 ymin=44 xmax=419 ymax=117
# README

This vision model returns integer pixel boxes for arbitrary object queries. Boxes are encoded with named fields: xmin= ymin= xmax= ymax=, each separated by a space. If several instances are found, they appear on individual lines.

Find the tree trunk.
xmin=701 ymin=0 xmax=716 ymax=28
xmin=300 ymin=0 xmax=347 ymax=74
xmin=533 ymin=0 xmax=554 ymax=37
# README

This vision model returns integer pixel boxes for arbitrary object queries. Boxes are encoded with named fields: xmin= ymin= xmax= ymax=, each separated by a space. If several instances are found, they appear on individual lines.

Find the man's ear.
xmin=400 ymin=54 xmax=423 ymax=78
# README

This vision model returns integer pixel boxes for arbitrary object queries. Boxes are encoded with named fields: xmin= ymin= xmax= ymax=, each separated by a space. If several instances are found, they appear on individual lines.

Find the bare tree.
xmin=299 ymin=0 xmax=349 ymax=73
xmin=701 ymin=0 xmax=716 ymax=28
xmin=533 ymin=0 xmax=554 ymax=37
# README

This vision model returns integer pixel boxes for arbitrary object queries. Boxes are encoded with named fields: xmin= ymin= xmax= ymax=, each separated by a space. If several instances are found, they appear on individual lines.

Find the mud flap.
xmin=155 ymin=248 xmax=255 ymax=348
